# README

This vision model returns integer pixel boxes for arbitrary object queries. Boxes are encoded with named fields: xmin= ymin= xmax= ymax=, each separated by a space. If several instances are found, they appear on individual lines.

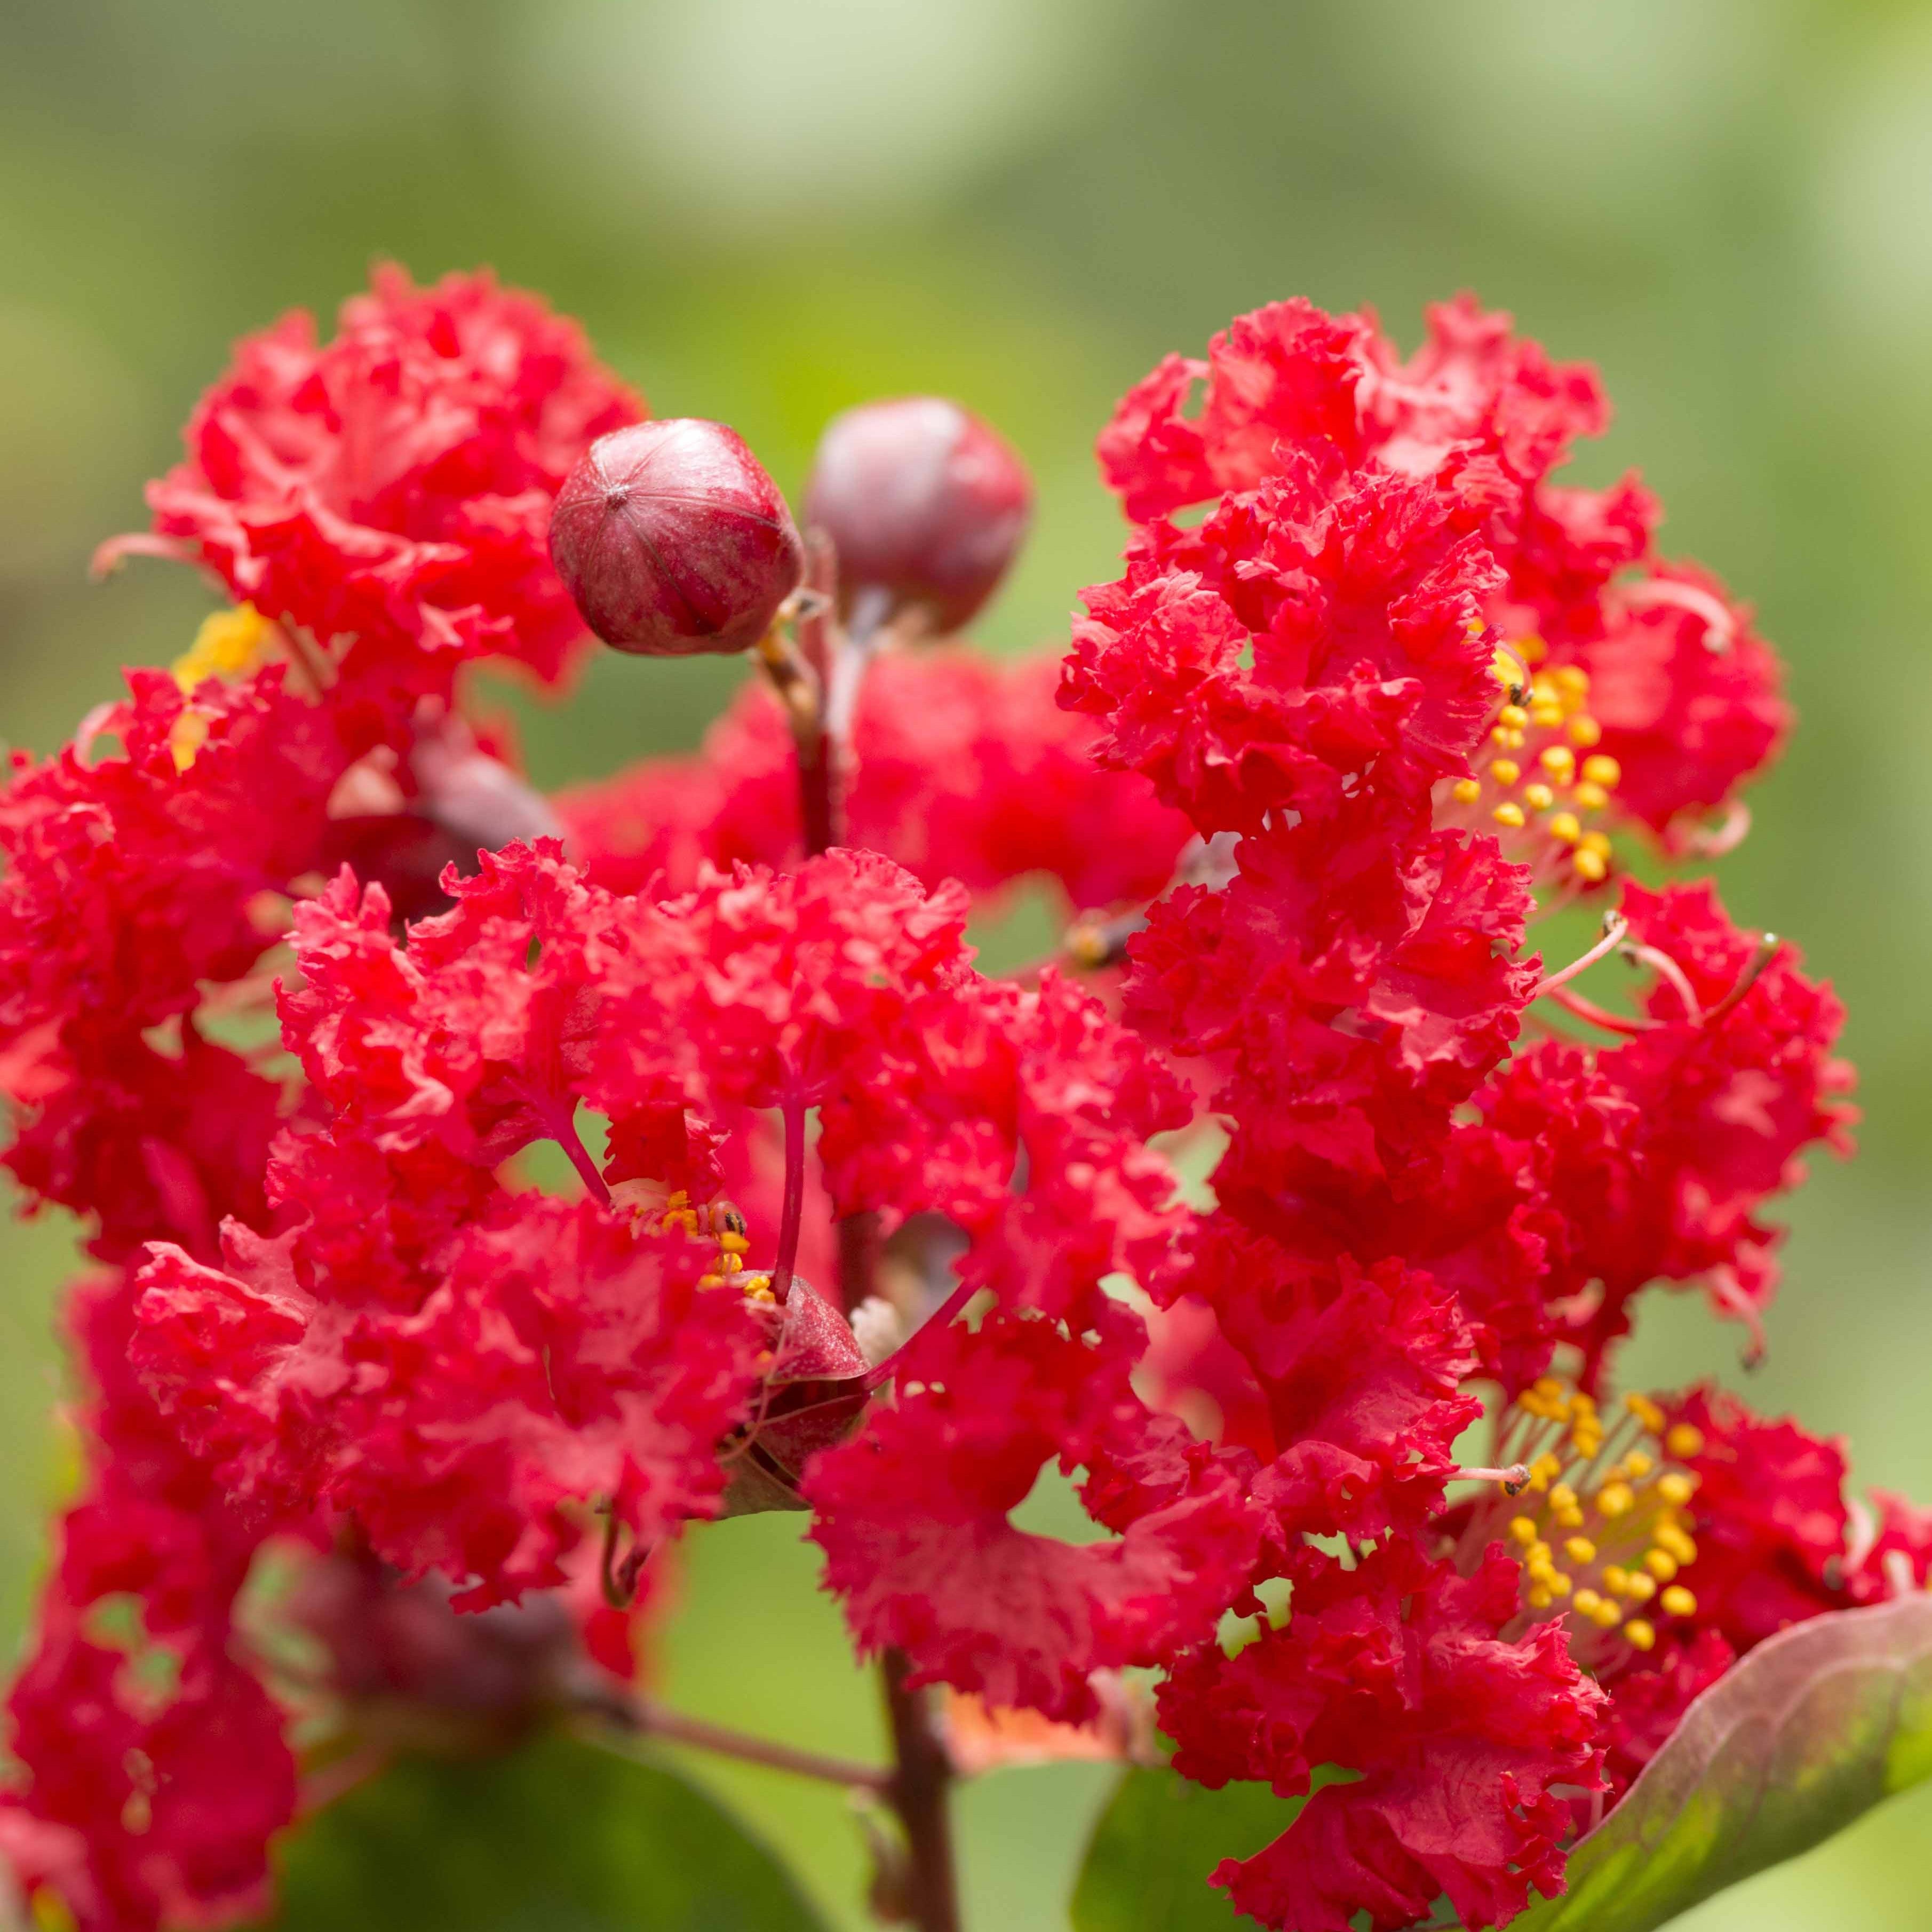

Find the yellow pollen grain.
xmin=1553 ymin=664 xmax=1589 ymax=696
xmin=1665 ymin=1424 xmax=1706 ymax=1459
xmin=718 ymin=1231 xmax=751 ymax=1256
xmin=1625 ymin=1618 xmax=1656 ymax=1651
xmin=1591 ymin=1598 xmax=1622 ymax=1629
xmin=1657 ymin=1473 xmax=1696 ymax=1506
xmin=1602 ymin=1564 xmax=1631 ymax=1595
xmin=1510 ymin=1516 xmax=1539 ymax=1545
xmin=1530 ymin=701 xmax=1564 ymax=728
xmin=1581 ymin=753 xmax=1622 ymax=788
xmin=1620 ymin=1452 xmax=1654 ymax=1480
xmin=1453 ymin=778 xmax=1482 ymax=805
xmin=1624 ymin=1572 xmax=1657 ymax=1603
xmin=1567 ymin=714 xmax=1604 ymax=748
xmin=1523 ymin=783 xmax=1555 ymax=812
xmin=1518 ymin=635 xmax=1549 ymax=664
xmin=1578 ymin=830 xmax=1612 ymax=858
xmin=1546 ymin=1572 xmax=1571 ymax=1597
xmin=1498 ymin=703 xmax=1529 ymax=730
xmin=1539 ymin=745 xmax=1577 ymax=780
xmin=1490 ymin=758 xmax=1522 ymax=786
xmin=1659 ymin=1527 xmax=1698 ymax=1565
xmin=1528 ymin=1585 xmax=1554 ymax=1610
xmin=1491 ymin=725 xmax=1516 ymax=747
xmin=1565 ymin=1536 xmax=1597 ymax=1564
xmin=1660 ymin=1585 xmax=1698 ymax=1618
xmin=1596 ymin=1481 xmax=1635 ymax=1519
xmin=1548 ymin=1483 xmax=1578 ymax=1513
xmin=1573 ymin=780 xmax=1610 ymax=811
xmin=1573 ymin=848 xmax=1608 ymax=884
xmin=1572 ymin=1588 xmax=1604 ymax=1617
xmin=1546 ymin=811 xmax=1581 ymax=846
xmin=1493 ymin=802 xmax=1526 ymax=829
xmin=1526 ymin=1540 xmax=1553 ymax=1567
xmin=1644 ymin=1550 xmax=1679 ymax=1583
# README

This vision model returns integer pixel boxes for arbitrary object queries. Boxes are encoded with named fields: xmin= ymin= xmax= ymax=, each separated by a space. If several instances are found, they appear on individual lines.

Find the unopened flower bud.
xmin=549 ymin=419 xmax=804 ymax=656
xmin=804 ymin=397 xmax=1032 ymax=636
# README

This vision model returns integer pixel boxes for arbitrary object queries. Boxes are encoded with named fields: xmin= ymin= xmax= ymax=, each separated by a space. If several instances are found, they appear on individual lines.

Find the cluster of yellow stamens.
xmin=1491 ymin=1382 xmax=1705 ymax=1654
xmin=1441 ymin=641 xmax=1621 ymax=887
xmin=611 ymin=1183 xmax=773 ymax=1300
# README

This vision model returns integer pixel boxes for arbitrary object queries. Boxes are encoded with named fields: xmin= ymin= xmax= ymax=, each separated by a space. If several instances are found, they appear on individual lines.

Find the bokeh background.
xmin=3 ymin=1 xmax=1932 ymax=1925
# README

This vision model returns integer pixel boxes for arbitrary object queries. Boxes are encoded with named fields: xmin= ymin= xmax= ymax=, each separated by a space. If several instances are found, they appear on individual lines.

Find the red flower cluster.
xmin=107 ymin=266 xmax=641 ymax=693
xmin=0 ymin=273 xmax=1916 ymax=1932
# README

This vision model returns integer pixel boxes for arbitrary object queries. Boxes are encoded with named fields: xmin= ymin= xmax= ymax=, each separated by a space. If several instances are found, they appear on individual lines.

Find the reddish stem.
xmin=553 ymin=1108 xmax=613 ymax=1209
xmin=591 ymin=1694 xmax=890 ymax=1791
xmin=837 ymin=1209 xmax=882 ymax=1316
xmin=769 ymin=1096 xmax=808 ymax=1304
xmin=881 ymin=1650 xmax=960 ymax=1932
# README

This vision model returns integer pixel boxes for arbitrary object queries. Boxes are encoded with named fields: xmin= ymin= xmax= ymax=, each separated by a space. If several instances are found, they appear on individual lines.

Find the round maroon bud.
xmin=804 ymin=397 xmax=1032 ymax=635
xmin=549 ymin=419 xmax=805 ymax=656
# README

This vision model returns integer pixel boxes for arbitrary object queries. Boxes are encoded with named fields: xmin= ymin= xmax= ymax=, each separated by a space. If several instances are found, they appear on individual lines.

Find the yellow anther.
xmin=1565 ymin=1536 xmax=1597 ymax=1564
xmin=1532 ymin=1377 xmax=1566 ymax=1402
xmin=1532 ymin=1451 xmax=1563 ymax=1482
xmin=1526 ymin=1540 xmax=1554 ymax=1568
xmin=1491 ymin=651 xmax=1521 ymax=686
xmin=1572 ymin=1588 xmax=1604 ymax=1617
xmin=1491 ymin=724 xmax=1516 ymax=747
xmin=1548 ymin=1484 xmax=1578 ymax=1513
xmin=1665 ymin=1424 xmax=1705 ymax=1460
xmin=1553 ymin=664 xmax=1589 ymax=696
xmin=1490 ymin=759 xmax=1522 ymax=786
xmin=1505 ymin=729 xmax=1526 ymax=748
xmin=1620 ymin=1452 xmax=1654 ymax=1480
xmin=168 ymin=709 xmax=211 ymax=774
xmin=1530 ymin=702 xmax=1564 ymax=729
xmin=1523 ymin=783 xmax=1555 ymax=811
xmin=1571 ymin=1392 xmax=1597 ymax=1414
xmin=718 ymin=1231 xmax=751 ymax=1256
xmin=171 ymin=602 xmax=273 ymax=694
xmin=1518 ymin=635 xmax=1549 ymax=664
xmin=1498 ymin=704 xmax=1530 ymax=730
xmin=696 ymin=1274 xmax=726 ymax=1292
xmin=1602 ymin=1564 xmax=1631 ymax=1596
xmin=1452 ymin=778 xmax=1482 ymax=805
xmin=1657 ymin=1472 xmax=1696 ymax=1507
xmin=1566 ymin=713 xmax=1603 ymax=748
xmin=1581 ymin=753 xmax=1621 ymax=789
xmin=1625 ymin=1618 xmax=1657 ymax=1651
xmin=1572 ymin=848 xmax=1608 ymax=884
xmin=1591 ymin=1597 xmax=1623 ymax=1629
xmin=1658 ymin=1526 xmax=1698 ymax=1565
xmin=1573 ymin=780 xmax=1609 ymax=811
xmin=1555 ymin=1505 xmax=1585 ymax=1531
xmin=1571 ymin=1422 xmax=1603 ymax=1454
xmin=1644 ymin=1549 xmax=1679 ymax=1583
xmin=1546 ymin=1571 xmax=1572 ymax=1597
xmin=1493 ymin=802 xmax=1526 ymax=829
xmin=1528 ymin=1585 xmax=1554 ymax=1610
xmin=1625 ymin=1571 xmax=1657 ymax=1603
xmin=1538 ymin=744 xmax=1576 ymax=780
xmin=1596 ymin=1482 xmax=1635 ymax=1519
xmin=1578 ymin=830 xmax=1612 ymax=858
xmin=1509 ymin=1516 xmax=1539 ymax=1545
xmin=1660 ymin=1585 xmax=1698 ymax=1618
xmin=1625 ymin=1392 xmax=1666 ymax=1433
xmin=1546 ymin=810 xmax=1582 ymax=845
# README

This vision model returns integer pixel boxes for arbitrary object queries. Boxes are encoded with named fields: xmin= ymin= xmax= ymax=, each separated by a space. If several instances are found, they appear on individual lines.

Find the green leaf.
xmin=1069 ymin=1765 xmax=1318 ymax=1930
xmin=1514 ymin=1593 xmax=1932 ymax=1932
xmin=251 ymin=1729 xmax=831 ymax=1932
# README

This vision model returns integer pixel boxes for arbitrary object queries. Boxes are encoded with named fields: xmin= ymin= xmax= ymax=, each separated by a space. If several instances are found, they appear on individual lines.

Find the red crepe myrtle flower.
xmin=112 ymin=266 xmax=641 ymax=692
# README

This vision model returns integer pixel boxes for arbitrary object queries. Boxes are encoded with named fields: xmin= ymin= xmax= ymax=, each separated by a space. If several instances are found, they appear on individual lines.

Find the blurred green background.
xmin=4 ymin=1 xmax=1932 ymax=1925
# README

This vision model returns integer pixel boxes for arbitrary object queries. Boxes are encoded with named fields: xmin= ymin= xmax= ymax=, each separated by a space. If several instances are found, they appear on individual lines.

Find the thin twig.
xmin=881 ymin=1650 xmax=960 ymax=1932
xmin=594 ymin=1693 xmax=891 ymax=1792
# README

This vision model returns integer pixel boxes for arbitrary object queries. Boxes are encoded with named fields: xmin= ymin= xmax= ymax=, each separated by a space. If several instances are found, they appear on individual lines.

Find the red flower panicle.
xmin=0 ymin=274 xmax=1911 ymax=1932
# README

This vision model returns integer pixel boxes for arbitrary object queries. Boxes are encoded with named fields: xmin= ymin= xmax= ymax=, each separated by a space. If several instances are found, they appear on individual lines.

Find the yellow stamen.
xmin=1493 ymin=802 xmax=1525 ymax=829
xmin=1539 ymin=744 xmax=1577 ymax=781
xmin=1498 ymin=704 xmax=1529 ymax=730
xmin=1573 ymin=780 xmax=1610 ymax=811
xmin=1620 ymin=1452 xmax=1654 ymax=1480
xmin=1644 ymin=1550 xmax=1679 ymax=1583
xmin=172 ymin=603 xmax=274 ymax=694
xmin=1523 ymin=783 xmax=1554 ymax=812
xmin=1565 ymin=1536 xmax=1597 ymax=1564
xmin=1567 ymin=714 xmax=1603 ymax=748
xmin=1596 ymin=1482 xmax=1635 ymax=1519
xmin=1509 ymin=1516 xmax=1539 ymax=1545
xmin=1452 ymin=778 xmax=1482 ymax=805
xmin=1657 ymin=1472 xmax=1696 ymax=1506
xmin=1572 ymin=1588 xmax=1603 ymax=1617
xmin=1490 ymin=759 xmax=1522 ymax=786
xmin=1591 ymin=1597 xmax=1622 ymax=1629
xmin=168 ymin=710 xmax=211 ymax=774
xmin=1625 ymin=1618 xmax=1656 ymax=1651
xmin=1625 ymin=1393 xmax=1666 ymax=1433
xmin=1665 ymin=1424 xmax=1706 ymax=1459
xmin=1546 ymin=810 xmax=1581 ymax=846
xmin=1572 ymin=848 xmax=1608 ymax=884
xmin=1552 ymin=665 xmax=1589 ymax=696
xmin=1581 ymin=753 xmax=1622 ymax=789
xmin=1660 ymin=1585 xmax=1698 ymax=1618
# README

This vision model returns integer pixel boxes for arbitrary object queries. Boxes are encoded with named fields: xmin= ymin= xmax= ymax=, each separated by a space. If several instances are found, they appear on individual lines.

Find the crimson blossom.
xmin=0 ymin=271 xmax=1921 ymax=1932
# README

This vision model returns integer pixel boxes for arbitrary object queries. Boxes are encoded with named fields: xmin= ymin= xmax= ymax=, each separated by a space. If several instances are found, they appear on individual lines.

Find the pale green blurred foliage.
xmin=3 ymin=2 xmax=1932 ymax=1925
